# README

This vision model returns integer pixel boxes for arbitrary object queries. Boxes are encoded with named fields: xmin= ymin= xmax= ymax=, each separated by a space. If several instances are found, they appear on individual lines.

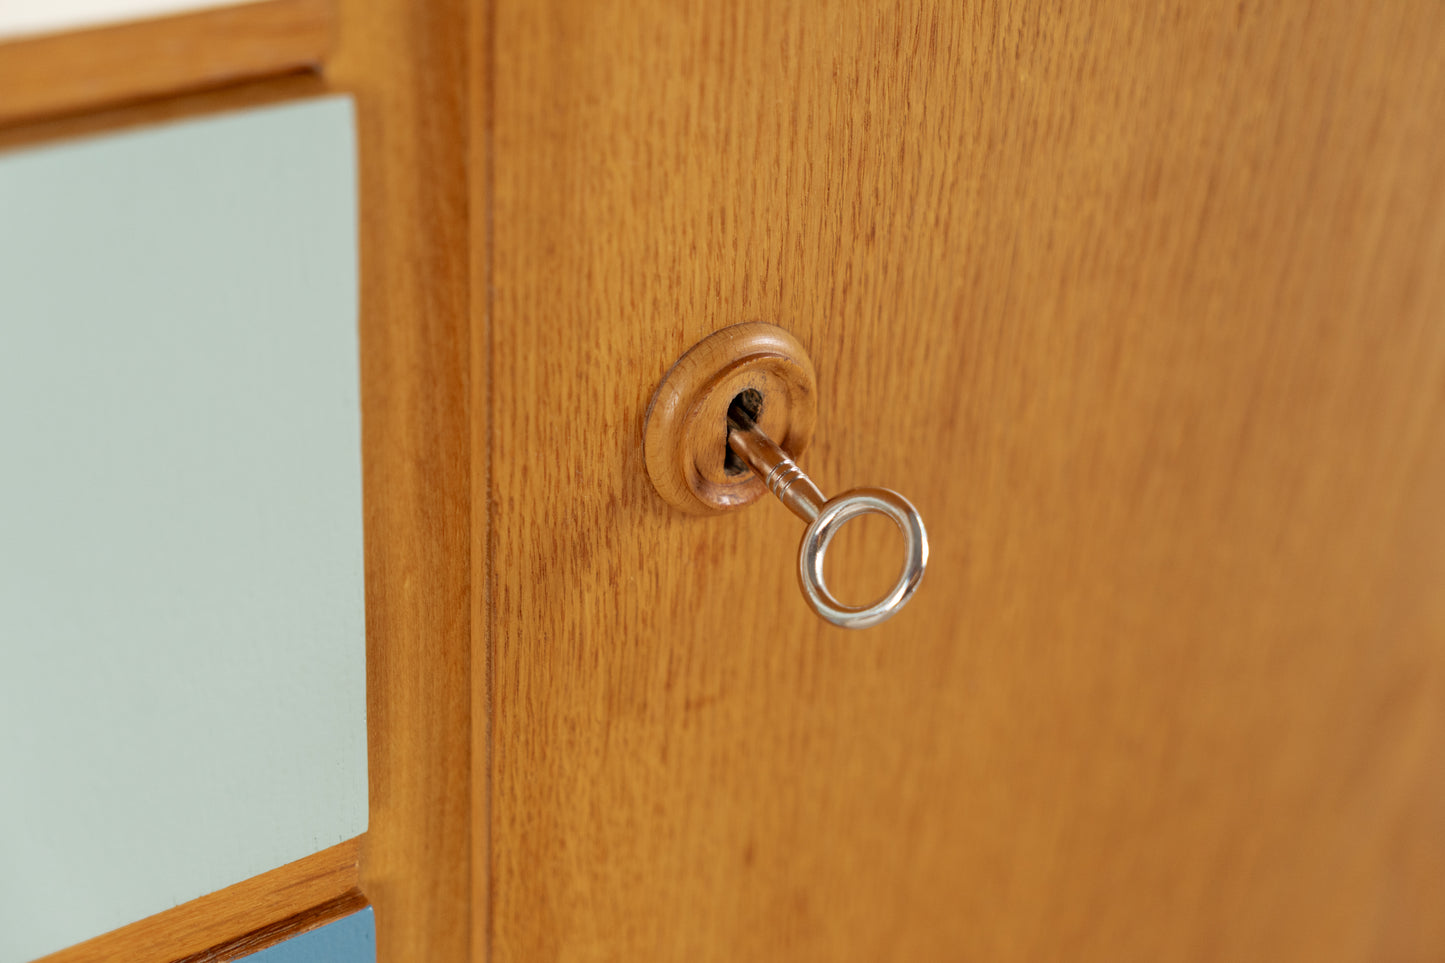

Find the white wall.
xmin=0 ymin=0 xmax=247 ymax=41
xmin=0 ymin=97 xmax=367 ymax=962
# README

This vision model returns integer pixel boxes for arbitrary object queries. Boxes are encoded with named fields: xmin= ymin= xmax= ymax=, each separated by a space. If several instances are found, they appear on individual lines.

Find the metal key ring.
xmin=798 ymin=488 xmax=928 ymax=629
xmin=726 ymin=402 xmax=930 ymax=629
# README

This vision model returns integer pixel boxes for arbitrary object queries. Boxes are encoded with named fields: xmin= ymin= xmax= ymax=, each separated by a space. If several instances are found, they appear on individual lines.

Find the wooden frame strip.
xmin=0 ymin=0 xmax=333 ymax=128
xmin=326 ymin=0 xmax=477 ymax=958
xmin=35 ymin=838 xmax=363 ymax=963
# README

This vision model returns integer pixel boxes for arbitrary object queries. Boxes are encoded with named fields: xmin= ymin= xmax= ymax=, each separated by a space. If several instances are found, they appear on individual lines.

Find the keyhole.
xmin=723 ymin=388 xmax=764 ymax=476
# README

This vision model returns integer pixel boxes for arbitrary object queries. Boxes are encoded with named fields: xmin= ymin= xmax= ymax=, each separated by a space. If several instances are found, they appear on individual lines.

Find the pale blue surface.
xmin=245 ymin=908 xmax=375 ymax=963
xmin=0 ymin=98 xmax=366 ymax=962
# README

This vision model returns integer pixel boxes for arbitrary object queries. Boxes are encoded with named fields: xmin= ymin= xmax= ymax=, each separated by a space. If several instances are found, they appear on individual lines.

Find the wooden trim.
xmin=0 ymin=72 xmax=327 ymax=153
xmin=35 ymin=838 xmax=363 ymax=963
xmin=325 ymin=0 xmax=477 ymax=959
xmin=176 ymin=893 xmax=368 ymax=963
xmin=0 ymin=0 xmax=333 ymax=128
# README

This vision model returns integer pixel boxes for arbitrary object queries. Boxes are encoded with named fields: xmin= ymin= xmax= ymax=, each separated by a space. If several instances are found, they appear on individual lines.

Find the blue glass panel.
xmin=244 ymin=907 xmax=375 ymax=963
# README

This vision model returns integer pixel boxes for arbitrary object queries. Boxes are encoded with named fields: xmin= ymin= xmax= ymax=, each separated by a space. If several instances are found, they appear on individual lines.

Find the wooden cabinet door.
xmin=486 ymin=1 xmax=1445 ymax=960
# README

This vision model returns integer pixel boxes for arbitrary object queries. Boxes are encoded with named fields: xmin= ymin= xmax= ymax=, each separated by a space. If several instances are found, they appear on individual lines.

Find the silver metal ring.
xmin=797 ymin=488 xmax=928 ymax=629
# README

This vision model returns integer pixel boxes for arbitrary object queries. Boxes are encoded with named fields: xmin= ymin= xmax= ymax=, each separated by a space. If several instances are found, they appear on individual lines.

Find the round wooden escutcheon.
xmin=644 ymin=323 xmax=817 ymax=514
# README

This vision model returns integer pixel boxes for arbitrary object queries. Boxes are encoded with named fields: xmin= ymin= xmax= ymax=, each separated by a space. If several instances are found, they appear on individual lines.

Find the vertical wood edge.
xmin=471 ymin=0 xmax=497 ymax=957
xmin=325 ymin=0 xmax=476 ymax=959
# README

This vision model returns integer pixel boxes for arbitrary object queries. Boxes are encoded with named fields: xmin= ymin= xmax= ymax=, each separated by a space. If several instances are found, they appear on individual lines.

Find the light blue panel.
xmin=245 ymin=908 xmax=375 ymax=963
xmin=0 ymin=98 xmax=366 ymax=962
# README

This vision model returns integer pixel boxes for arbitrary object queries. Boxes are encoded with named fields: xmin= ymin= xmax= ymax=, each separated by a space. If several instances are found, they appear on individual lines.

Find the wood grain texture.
xmin=325 ymin=0 xmax=476 ymax=960
xmin=0 ymin=0 xmax=332 ymax=128
xmin=35 ymin=839 xmax=362 ymax=963
xmin=488 ymin=1 xmax=1445 ymax=961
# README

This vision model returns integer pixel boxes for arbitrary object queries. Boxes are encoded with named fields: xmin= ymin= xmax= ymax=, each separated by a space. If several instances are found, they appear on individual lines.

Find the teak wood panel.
xmin=0 ymin=0 xmax=332 ymax=127
xmin=488 ymin=2 xmax=1445 ymax=961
